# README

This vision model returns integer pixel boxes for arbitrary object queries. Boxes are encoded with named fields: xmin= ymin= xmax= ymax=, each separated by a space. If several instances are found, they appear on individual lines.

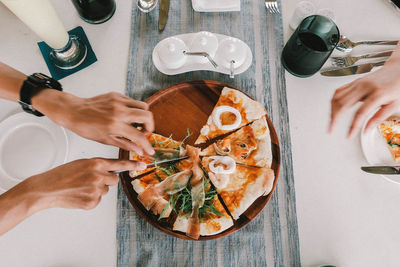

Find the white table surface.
xmin=1 ymin=0 xmax=400 ymax=266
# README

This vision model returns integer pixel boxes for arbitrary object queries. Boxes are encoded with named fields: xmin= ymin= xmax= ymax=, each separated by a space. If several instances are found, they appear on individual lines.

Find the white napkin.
xmin=192 ymin=0 xmax=240 ymax=12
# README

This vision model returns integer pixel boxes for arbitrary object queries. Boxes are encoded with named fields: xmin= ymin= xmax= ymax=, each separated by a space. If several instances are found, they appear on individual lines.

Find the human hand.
xmin=28 ymin=158 xmax=146 ymax=210
xmin=32 ymin=91 xmax=155 ymax=156
xmin=329 ymin=44 xmax=400 ymax=138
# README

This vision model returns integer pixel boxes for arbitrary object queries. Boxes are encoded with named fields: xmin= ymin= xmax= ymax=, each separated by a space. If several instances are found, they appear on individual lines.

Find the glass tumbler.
xmin=281 ymin=15 xmax=340 ymax=78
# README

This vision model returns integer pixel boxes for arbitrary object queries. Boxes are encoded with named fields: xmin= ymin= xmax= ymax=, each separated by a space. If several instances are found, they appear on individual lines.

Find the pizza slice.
xmin=129 ymin=133 xmax=183 ymax=178
xmin=201 ymin=156 xmax=275 ymax=220
xmin=200 ymin=117 xmax=272 ymax=168
xmin=132 ymin=169 xmax=175 ymax=218
xmin=379 ymin=116 xmax=400 ymax=162
xmin=132 ymin=146 xmax=200 ymax=219
xmin=172 ymin=179 xmax=234 ymax=237
xmin=195 ymin=87 xmax=266 ymax=144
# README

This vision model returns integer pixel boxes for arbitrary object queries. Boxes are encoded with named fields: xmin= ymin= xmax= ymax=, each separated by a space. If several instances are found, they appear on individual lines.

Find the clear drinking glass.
xmin=1 ymin=0 xmax=87 ymax=69
xmin=137 ymin=0 xmax=158 ymax=12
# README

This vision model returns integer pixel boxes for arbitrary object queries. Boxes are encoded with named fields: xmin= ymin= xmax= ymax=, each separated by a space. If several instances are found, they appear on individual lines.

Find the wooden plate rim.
xmin=119 ymin=80 xmax=281 ymax=240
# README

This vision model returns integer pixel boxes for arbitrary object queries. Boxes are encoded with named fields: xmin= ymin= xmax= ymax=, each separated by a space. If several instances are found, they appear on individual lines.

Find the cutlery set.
xmin=321 ymin=35 xmax=399 ymax=76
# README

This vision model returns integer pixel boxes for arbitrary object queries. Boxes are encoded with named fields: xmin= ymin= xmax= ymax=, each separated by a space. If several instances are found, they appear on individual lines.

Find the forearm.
xmin=0 ymin=178 xmax=46 ymax=236
xmin=0 ymin=62 xmax=27 ymax=102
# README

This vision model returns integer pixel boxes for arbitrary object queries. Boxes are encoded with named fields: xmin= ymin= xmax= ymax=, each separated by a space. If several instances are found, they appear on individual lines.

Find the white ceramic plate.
xmin=152 ymin=32 xmax=253 ymax=76
xmin=0 ymin=113 xmax=68 ymax=191
xmin=361 ymin=113 xmax=400 ymax=184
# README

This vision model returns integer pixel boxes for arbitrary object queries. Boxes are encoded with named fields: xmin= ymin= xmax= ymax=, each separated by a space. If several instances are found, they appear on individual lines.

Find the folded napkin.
xmin=192 ymin=0 xmax=240 ymax=12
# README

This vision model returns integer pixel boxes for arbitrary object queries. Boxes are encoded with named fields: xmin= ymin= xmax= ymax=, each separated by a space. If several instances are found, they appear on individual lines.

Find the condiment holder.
xmin=152 ymin=31 xmax=253 ymax=76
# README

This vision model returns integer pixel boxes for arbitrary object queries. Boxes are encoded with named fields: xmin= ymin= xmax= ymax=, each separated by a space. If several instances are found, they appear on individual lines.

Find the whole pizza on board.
xmin=128 ymin=87 xmax=275 ymax=239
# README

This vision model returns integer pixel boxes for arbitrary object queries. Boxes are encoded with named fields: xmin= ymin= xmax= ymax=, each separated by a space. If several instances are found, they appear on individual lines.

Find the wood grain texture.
xmin=119 ymin=81 xmax=281 ymax=241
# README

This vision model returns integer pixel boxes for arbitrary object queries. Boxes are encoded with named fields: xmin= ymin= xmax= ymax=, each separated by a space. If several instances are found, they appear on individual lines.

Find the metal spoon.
xmin=336 ymin=35 xmax=398 ymax=53
xmin=183 ymin=51 xmax=218 ymax=68
xmin=229 ymin=60 xmax=235 ymax=78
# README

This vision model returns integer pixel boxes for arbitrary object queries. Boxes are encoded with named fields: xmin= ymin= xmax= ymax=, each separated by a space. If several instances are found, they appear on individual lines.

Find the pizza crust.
xmin=195 ymin=87 xmax=266 ymax=144
xmin=173 ymin=215 xmax=234 ymax=236
xmin=202 ymin=157 xmax=275 ymax=220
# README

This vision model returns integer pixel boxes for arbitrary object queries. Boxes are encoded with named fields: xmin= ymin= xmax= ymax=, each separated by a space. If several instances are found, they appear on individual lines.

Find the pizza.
xmin=195 ymin=87 xmax=267 ymax=144
xmin=379 ymin=116 xmax=400 ymax=162
xmin=201 ymin=156 xmax=274 ymax=219
xmin=200 ymin=117 xmax=272 ymax=168
xmin=127 ymin=88 xmax=276 ymax=239
xmin=173 ymin=193 xmax=234 ymax=236
xmin=129 ymin=133 xmax=183 ymax=178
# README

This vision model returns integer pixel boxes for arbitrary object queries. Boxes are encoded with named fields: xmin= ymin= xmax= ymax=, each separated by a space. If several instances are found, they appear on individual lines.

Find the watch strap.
xmin=19 ymin=73 xmax=62 ymax=117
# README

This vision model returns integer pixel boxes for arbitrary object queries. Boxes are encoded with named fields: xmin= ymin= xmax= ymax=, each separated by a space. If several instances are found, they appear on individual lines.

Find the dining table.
xmin=1 ymin=0 xmax=400 ymax=266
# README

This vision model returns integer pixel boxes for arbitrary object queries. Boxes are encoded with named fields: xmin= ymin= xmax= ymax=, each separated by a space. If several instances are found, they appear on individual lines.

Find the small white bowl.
xmin=189 ymin=31 xmax=219 ymax=63
xmin=215 ymin=37 xmax=247 ymax=69
xmin=156 ymin=37 xmax=188 ymax=69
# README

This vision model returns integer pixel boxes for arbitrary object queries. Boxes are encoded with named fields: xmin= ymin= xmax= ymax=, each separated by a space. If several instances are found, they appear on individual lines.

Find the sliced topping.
xmin=137 ymin=170 xmax=192 ymax=210
xmin=209 ymin=156 xmax=236 ymax=174
xmin=212 ymin=106 xmax=242 ymax=131
xmin=200 ymin=125 xmax=210 ymax=136
xmin=213 ymin=139 xmax=231 ymax=156
xmin=208 ymin=172 xmax=230 ymax=190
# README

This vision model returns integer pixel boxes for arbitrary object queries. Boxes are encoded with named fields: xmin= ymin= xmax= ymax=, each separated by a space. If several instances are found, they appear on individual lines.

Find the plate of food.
xmin=119 ymin=80 xmax=280 ymax=240
xmin=361 ymin=114 xmax=400 ymax=184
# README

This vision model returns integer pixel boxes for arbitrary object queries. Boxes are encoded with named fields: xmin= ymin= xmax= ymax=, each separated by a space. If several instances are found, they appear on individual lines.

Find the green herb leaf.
xmin=158 ymin=197 xmax=172 ymax=220
xmin=155 ymin=173 xmax=163 ymax=182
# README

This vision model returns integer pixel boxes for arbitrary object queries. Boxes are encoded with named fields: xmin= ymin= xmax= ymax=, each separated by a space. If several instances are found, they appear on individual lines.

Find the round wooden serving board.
xmin=119 ymin=80 xmax=281 ymax=240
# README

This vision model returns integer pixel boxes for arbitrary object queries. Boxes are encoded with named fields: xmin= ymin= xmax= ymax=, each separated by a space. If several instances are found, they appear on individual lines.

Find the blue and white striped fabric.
xmin=117 ymin=1 xmax=300 ymax=266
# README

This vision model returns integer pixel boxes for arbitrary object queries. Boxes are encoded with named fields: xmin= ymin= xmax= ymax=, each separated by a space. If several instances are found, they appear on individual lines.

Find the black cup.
xmin=71 ymin=0 xmax=116 ymax=24
xmin=281 ymin=15 xmax=340 ymax=77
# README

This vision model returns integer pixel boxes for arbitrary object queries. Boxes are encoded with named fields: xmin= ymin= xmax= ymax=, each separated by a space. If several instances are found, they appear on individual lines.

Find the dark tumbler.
xmin=281 ymin=15 xmax=340 ymax=77
xmin=71 ymin=0 xmax=116 ymax=24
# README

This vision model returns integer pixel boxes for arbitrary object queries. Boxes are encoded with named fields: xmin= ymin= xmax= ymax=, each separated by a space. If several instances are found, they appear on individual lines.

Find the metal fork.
xmin=265 ymin=0 xmax=279 ymax=13
xmin=331 ymin=50 xmax=394 ymax=68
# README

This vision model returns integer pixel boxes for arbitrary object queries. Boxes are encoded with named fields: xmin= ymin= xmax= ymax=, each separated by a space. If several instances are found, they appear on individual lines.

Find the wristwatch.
xmin=19 ymin=73 xmax=63 ymax=117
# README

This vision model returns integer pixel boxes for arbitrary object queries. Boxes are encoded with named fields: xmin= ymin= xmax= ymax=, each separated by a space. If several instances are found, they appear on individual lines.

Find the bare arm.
xmin=0 ymin=62 xmax=155 ymax=155
xmin=330 ymin=43 xmax=400 ymax=138
xmin=0 ymin=159 xmax=146 ymax=236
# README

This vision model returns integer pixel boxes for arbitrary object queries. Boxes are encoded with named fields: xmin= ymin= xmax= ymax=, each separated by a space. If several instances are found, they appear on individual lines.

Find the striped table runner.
xmin=117 ymin=0 xmax=300 ymax=266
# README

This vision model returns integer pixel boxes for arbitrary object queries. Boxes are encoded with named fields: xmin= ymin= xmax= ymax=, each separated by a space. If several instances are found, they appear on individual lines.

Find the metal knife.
xmin=361 ymin=166 xmax=400 ymax=175
xmin=113 ymin=156 xmax=188 ymax=174
xmin=321 ymin=61 xmax=386 ymax=76
xmin=158 ymin=0 xmax=170 ymax=31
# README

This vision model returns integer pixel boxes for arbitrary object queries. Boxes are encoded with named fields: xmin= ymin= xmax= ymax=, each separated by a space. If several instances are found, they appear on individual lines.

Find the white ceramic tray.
xmin=152 ymin=31 xmax=253 ymax=76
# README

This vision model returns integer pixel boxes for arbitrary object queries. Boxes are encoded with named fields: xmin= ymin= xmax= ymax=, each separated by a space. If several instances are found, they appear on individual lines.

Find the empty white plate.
xmin=0 ymin=112 xmax=68 ymax=191
xmin=361 ymin=113 xmax=400 ymax=184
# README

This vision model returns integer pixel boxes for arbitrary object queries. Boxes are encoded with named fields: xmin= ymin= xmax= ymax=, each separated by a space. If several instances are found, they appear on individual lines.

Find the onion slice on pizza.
xmin=201 ymin=156 xmax=274 ymax=220
xmin=195 ymin=87 xmax=266 ymax=144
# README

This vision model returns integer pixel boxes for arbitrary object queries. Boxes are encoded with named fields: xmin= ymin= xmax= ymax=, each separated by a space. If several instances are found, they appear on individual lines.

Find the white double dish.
xmin=0 ymin=112 xmax=68 ymax=192
xmin=152 ymin=31 xmax=253 ymax=76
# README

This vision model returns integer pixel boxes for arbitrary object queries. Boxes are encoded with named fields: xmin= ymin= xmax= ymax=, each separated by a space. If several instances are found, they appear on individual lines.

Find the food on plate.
xmin=137 ymin=169 xmax=192 ymax=216
xmin=129 ymin=133 xmax=184 ymax=178
xmin=202 ymin=156 xmax=275 ymax=220
xmin=126 ymin=87 xmax=277 ymax=239
xmin=173 ymin=179 xmax=234 ymax=236
xmin=195 ymin=87 xmax=266 ymax=144
xmin=379 ymin=116 xmax=400 ymax=162
xmin=200 ymin=117 xmax=272 ymax=168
